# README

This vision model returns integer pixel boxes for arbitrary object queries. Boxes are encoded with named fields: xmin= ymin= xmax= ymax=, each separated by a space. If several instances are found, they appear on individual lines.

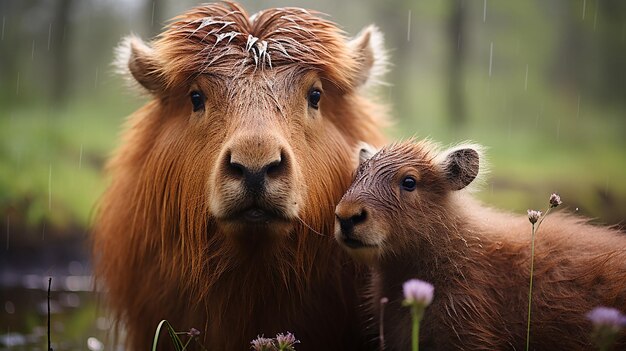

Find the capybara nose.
xmin=335 ymin=208 xmax=368 ymax=235
xmin=227 ymin=155 xmax=285 ymax=190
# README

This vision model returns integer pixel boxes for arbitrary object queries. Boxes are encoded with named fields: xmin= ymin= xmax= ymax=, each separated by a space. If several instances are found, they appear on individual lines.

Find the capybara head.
xmin=113 ymin=2 xmax=387 ymax=240
xmin=335 ymin=140 xmax=480 ymax=262
xmin=95 ymin=2 xmax=388 ymax=349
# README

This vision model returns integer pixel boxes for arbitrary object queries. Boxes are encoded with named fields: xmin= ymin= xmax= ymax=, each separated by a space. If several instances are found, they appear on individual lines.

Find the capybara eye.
xmin=190 ymin=91 xmax=205 ymax=112
xmin=401 ymin=176 xmax=417 ymax=191
xmin=308 ymin=88 xmax=322 ymax=109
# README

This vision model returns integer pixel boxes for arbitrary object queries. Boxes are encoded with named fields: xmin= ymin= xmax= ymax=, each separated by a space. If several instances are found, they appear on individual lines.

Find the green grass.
xmin=0 ymin=86 xmax=142 ymax=234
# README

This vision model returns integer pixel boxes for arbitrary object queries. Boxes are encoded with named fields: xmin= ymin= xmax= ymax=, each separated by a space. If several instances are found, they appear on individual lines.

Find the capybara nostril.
xmin=265 ymin=151 xmax=287 ymax=179
xmin=226 ymin=155 xmax=246 ymax=179
xmin=336 ymin=208 xmax=368 ymax=235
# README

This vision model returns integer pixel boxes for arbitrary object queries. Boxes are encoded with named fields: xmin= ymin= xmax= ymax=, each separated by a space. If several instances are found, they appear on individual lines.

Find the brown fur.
xmin=93 ymin=2 xmax=388 ymax=350
xmin=335 ymin=140 xmax=626 ymax=350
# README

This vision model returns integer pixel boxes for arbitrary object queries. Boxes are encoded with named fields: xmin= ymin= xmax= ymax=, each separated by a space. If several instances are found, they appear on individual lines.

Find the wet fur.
xmin=93 ymin=2 xmax=387 ymax=350
xmin=339 ymin=140 xmax=626 ymax=350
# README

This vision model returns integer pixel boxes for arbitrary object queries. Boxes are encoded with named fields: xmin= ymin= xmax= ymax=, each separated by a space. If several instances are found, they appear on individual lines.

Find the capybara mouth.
xmin=223 ymin=205 xmax=291 ymax=225
xmin=341 ymin=235 xmax=377 ymax=249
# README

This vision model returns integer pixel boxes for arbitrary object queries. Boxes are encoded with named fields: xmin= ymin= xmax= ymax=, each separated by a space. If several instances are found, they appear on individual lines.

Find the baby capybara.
xmin=335 ymin=140 xmax=626 ymax=350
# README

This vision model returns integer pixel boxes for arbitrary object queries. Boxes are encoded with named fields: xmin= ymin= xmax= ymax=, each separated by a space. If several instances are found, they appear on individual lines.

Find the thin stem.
xmin=526 ymin=206 xmax=553 ymax=351
xmin=48 ymin=277 xmax=52 ymax=351
xmin=412 ymin=305 xmax=419 ymax=351
xmin=379 ymin=298 xmax=388 ymax=351
xmin=525 ymin=223 xmax=536 ymax=351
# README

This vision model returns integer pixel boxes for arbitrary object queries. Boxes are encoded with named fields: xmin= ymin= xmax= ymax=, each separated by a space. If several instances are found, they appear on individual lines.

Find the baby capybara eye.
xmin=401 ymin=176 xmax=417 ymax=191
xmin=190 ymin=90 xmax=205 ymax=112
xmin=308 ymin=88 xmax=322 ymax=109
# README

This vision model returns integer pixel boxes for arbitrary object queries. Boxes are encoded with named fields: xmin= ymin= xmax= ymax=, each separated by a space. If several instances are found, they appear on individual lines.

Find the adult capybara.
xmin=335 ymin=140 xmax=626 ymax=350
xmin=93 ymin=2 xmax=388 ymax=350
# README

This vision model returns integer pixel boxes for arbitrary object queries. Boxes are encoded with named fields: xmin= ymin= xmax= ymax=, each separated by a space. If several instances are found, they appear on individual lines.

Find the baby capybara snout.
xmin=335 ymin=200 xmax=369 ymax=248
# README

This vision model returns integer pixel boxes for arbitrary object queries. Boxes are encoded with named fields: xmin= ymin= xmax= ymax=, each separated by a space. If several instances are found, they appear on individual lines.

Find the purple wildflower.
xmin=402 ymin=279 xmax=434 ymax=307
xmin=549 ymin=193 xmax=562 ymax=208
xmin=250 ymin=336 xmax=276 ymax=351
xmin=587 ymin=307 xmax=626 ymax=331
xmin=187 ymin=327 xmax=200 ymax=337
xmin=275 ymin=332 xmax=299 ymax=351
xmin=527 ymin=210 xmax=541 ymax=224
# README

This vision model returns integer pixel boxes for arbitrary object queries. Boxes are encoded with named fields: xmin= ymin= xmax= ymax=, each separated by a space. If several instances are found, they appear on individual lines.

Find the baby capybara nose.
xmin=335 ymin=206 xmax=368 ymax=235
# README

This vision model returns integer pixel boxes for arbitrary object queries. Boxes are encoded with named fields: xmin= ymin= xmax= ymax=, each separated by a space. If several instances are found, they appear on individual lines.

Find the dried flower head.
xmin=187 ymin=327 xmax=201 ymax=337
xmin=587 ymin=307 xmax=626 ymax=331
xmin=549 ymin=193 xmax=562 ymax=208
xmin=527 ymin=209 xmax=541 ymax=224
xmin=250 ymin=336 xmax=276 ymax=351
xmin=275 ymin=332 xmax=299 ymax=351
xmin=402 ymin=279 xmax=434 ymax=307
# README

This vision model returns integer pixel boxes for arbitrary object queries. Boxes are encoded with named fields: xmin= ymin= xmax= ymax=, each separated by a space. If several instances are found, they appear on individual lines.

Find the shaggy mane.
xmin=147 ymin=1 xmax=360 ymax=89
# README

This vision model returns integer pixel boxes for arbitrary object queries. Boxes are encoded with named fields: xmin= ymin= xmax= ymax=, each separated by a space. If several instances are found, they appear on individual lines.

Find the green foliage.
xmin=0 ymin=86 xmax=142 ymax=233
xmin=152 ymin=320 xmax=206 ymax=351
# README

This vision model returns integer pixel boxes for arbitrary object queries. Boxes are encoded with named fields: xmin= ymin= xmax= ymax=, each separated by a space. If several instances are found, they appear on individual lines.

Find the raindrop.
xmin=79 ymin=144 xmax=83 ymax=169
xmin=87 ymin=336 xmax=104 ymax=351
xmin=582 ymin=0 xmax=587 ymax=20
xmin=49 ymin=164 xmax=52 ymax=211
xmin=407 ymin=10 xmax=411 ymax=42
xmin=42 ymin=221 xmax=46 ymax=240
xmin=576 ymin=94 xmax=581 ymax=119
xmin=48 ymin=23 xmax=52 ymax=51
xmin=31 ymin=40 xmax=35 ymax=60
xmin=556 ymin=119 xmax=560 ymax=140
xmin=1 ymin=16 xmax=5 ymax=40
xmin=16 ymin=72 xmax=20 ymax=96
xmin=5 ymin=301 xmax=15 ymax=314
xmin=535 ymin=113 xmax=539 ymax=128
xmin=483 ymin=0 xmax=487 ymax=23
xmin=94 ymin=68 xmax=99 ymax=89
xmin=488 ymin=42 xmax=493 ymax=77
xmin=524 ymin=64 xmax=529 ymax=91
xmin=151 ymin=1 xmax=156 ymax=27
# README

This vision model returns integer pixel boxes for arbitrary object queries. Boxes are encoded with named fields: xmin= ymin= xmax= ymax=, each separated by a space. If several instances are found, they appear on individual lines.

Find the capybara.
xmin=335 ymin=140 xmax=626 ymax=350
xmin=93 ymin=2 xmax=389 ymax=350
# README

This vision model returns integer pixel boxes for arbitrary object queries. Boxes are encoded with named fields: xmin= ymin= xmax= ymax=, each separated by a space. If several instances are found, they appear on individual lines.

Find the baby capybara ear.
xmin=348 ymin=25 xmax=388 ymax=88
xmin=115 ymin=35 xmax=164 ymax=93
xmin=440 ymin=147 xmax=480 ymax=191
xmin=357 ymin=142 xmax=378 ymax=166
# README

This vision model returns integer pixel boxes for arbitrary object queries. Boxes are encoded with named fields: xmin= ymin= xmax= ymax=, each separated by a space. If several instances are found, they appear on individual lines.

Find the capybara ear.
xmin=357 ymin=142 xmax=378 ymax=165
xmin=441 ymin=147 xmax=480 ymax=191
xmin=115 ymin=35 xmax=164 ymax=93
xmin=348 ymin=25 xmax=388 ymax=88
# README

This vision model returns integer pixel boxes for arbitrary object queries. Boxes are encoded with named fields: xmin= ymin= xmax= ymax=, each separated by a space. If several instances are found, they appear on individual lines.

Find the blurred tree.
xmin=146 ymin=0 xmax=166 ymax=38
xmin=447 ymin=0 xmax=466 ymax=127
xmin=597 ymin=0 xmax=626 ymax=105
xmin=50 ymin=0 xmax=75 ymax=106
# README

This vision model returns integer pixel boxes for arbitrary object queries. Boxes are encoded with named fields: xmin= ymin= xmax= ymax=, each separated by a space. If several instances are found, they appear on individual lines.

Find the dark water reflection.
xmin=1 ymin=240 xmax=122 ymax=350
